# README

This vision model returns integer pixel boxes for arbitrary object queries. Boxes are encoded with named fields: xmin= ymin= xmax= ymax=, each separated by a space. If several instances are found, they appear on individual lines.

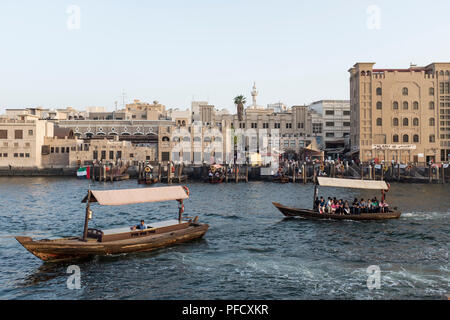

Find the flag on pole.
xmin=77 ymin=167 xmax=90 ymax=179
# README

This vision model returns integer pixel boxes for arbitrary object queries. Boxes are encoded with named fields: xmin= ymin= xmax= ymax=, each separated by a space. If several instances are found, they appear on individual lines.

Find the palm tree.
xmin=234 ymin=95 xmax=246 ymax=121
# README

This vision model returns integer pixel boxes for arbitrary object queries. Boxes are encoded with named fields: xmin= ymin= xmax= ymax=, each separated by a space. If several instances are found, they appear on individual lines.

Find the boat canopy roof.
xmin=317 ymin=177 xmax=388 ymax=190
xmin=82 ymin=186 xmax=189 ymax=206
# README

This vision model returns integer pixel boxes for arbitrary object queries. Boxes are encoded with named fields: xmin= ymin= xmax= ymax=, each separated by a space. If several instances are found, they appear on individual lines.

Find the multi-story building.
xmin=308 ymin=100 xmax=350 ymax=156
xmin=349 ymin=62 xmax=450 ymax=163
xmin=0 ymin=115 xmax=54 ymax=168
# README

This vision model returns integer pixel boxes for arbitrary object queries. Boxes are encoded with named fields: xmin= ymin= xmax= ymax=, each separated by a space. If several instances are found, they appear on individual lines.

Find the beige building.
xmin=0 ymin=116 xmax=54 ymax=168
xmin=69 ymin=138 xmax=157 ymax=167
xmin=349 ymin=62 xmax=450 ymax=163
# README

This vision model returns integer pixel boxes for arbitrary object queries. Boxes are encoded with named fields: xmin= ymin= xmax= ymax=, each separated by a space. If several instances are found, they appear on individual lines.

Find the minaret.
xmin=251 ymin=82 xmax=258 ymax=108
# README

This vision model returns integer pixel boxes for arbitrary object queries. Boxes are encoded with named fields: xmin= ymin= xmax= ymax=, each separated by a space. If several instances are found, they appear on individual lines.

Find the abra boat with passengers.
xmin=273 ymin=177 xmax=401 ymax=221
xmin=16 ymin=186 xmax=209 ymax=262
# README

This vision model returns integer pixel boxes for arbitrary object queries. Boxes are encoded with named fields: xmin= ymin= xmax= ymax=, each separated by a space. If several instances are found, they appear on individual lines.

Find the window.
xmin=343 ymin=122 xmax=350 ymax=127
xmin=162 ymin=136 xmax=170 ymax=142
xmin=3 ymin=153 xmax=7 ymax=157
xmin=109 ymin=151 xmax=114 ymax=159
xmin=393 ymin=101 xmax=399 ymax=110
xmin=429 ymin=102 xmax=435 ymax=110
xmin=286 ymin=123 xmax=292 ymax=129
xmin=14 ymin=153 xmax=18 ymax=157
xmin=393 ymin=118 xmax=399 ymax=126
xmin=19 ymin=153 xmax=24 ymax=157
xmin=274 ymin=123 xmax=280 ymax=129
xmin=376 ymin=118 xmax=382 ymax=126
xmin=393 ymin=134 xmax=399 ymax=143
xmin=129 ymin=153 xmax=134 ymax=158
xmin=93 ymin=150 xmax=98 ymax=160
xmin=402 ymin=87 xmax=408 ymax=96
xmin=61 ymin=147 xmax=65 ymax=153
xmin=66 ymin=147 xmax=69 ymax=153
xmin=28 ymin=130 xmax=33 ymax=136
xmin=14 ymin=130 xmax=23 ymax=139
xmin=429 ymin=134 xmax=435 ymax=143
xmin=101 ymin=150 xmax=106 ymax=159
xmin=325 ymin=110 xmax=334 ymax=115
xmin=376 ymin=88 xmax=382 ymax=95
xmin=325 ymin=122 xmax=334 ymax=127
xmin=413 ymin=101 xmax=419 ymax=110
xmin=297 ymin=123 xmax=304 ymax=129
xmin=413 ymin=118 xmax=419 ymax=126
xmin=251 ymin=123 xmax=258 ymax=129
xmin=343 ymin=110 xmax=350 ymax=116
xmin=403 ymin=134 xmax=409 ymax=143
xmin=51 ymin=147 xmax=54 ymax=153
xmin=429 ymin=87 xmax=434 ymax=96
xmin=403 ymin=118 xmax=409 ymax=126
xmin=429 ymin=118 xmax=435 ymax=126
xmin=403 ymin=102 xmax=408 ymax=110
xmin=376 ymin=102 xmax=382 ymax=110
xmin=326 ymin=132 xmax=335 ymax=137
xmin=413 ymin=135 xmax=419 ymax=143
xmin=0 ymin=130 xmax=7 ymax=139
xmin=55 ymin=147 xmax=59 ymax=153
xmin=116 ymin=151 xmax=122 ymax=159
xmin=161 ymin=152 xmax=170 ymax=161
xmin=146 ymin=156 xmax=150 ymax=161
xmin=263 ymin=123 xmax=269 ymax=129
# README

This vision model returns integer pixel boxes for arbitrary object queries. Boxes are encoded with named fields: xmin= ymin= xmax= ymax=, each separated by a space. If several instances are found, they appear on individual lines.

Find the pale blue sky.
xmin=1 ymin=0 xmax=449 ymax=113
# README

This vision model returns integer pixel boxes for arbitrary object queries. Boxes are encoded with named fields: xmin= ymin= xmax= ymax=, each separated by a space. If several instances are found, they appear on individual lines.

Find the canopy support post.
xmin=82 ymin=190 xmax=92 ymax=241
xmin=178 ymin=199 xmax=184 ymax=223
xmin=313 ymin=166 xmax=319 ymax=210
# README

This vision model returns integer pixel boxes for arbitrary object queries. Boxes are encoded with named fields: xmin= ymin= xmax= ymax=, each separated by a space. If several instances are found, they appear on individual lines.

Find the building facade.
xmin=0 ymin=116 xmax=54 ymax=168
xmin=349 ymin=62 xmax=450 ymax=163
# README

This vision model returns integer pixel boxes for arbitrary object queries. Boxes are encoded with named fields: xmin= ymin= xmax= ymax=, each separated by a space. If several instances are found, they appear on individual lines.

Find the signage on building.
xmin=372 ymin=144 xmax=417 ymax=150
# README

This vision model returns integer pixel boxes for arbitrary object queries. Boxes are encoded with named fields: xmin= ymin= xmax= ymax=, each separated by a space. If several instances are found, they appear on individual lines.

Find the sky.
xmin=1 ymin=0 xmax=449 ymax=113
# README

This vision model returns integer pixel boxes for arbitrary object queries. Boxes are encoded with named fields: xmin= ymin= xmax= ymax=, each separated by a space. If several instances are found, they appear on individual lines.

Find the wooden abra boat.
xmin=273 ymin=177 xmax=402 ymax=221
xmin=16 ymin=186 xmax=209 ymax=262
xmin=272 ymin=202 xmax=401 ymax=220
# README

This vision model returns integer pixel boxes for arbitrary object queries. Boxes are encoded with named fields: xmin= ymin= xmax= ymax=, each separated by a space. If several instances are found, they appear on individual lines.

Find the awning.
xmin=317 ymin=177 xmax=388 ymax=190
xmin=82 ymin=186 xmax=189 ymax=206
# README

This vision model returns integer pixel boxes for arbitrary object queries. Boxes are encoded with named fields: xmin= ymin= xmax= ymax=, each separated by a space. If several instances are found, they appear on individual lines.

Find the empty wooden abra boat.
xmin=16 ymin=186 xmax=209 ymax=262
xmin=273 ymin=177 xmax=401 ymax=221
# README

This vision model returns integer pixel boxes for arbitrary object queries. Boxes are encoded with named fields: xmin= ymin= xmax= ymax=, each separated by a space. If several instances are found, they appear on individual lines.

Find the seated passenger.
xmin=360 ymin=199 xmax=367 ymax=213
xmin=319 ymin=196 xmax=326 ymax=214
xmin=380 ymin=201 xmax=389 ymax=213
xmin=131 ymin=220 xmax=147 ymax=231
xmin=344 ymin=201 xmax=350 ymax=215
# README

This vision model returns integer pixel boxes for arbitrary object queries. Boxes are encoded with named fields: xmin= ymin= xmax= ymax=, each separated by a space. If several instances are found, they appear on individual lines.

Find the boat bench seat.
xmin=102 ymin=219 xmax=182 ymax=235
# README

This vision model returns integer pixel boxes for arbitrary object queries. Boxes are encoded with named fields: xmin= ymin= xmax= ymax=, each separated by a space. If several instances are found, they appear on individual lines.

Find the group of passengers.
xmin=314 ymin=197 xmax=389 ymax=215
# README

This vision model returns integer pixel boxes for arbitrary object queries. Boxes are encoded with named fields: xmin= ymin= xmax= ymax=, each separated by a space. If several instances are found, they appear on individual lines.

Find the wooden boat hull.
xmin=272 ymin=202 xmax=401 ymax=220
xmin=207 ymin=177 xmax=224 ymax=184
xmin=16 ymin=223 xmax=209 ymax=262
xmin=138 ymin=178 xmax=158 ymax=185
xmin=273 ymin=176 xmax=289 ymax=183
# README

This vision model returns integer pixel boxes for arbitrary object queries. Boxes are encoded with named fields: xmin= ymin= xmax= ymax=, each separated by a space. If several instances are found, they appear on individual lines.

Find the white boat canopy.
xmin=82 ymin=186 xmax=189 ymax=206
xmin=317 ymin=177 xmax=388 ymax=190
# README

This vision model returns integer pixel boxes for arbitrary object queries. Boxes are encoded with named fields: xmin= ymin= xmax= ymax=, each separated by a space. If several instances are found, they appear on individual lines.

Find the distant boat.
xmin=16 ymin=186 xmax=209 ymax=262
xmin=273 ymin=177 xmax=401 ymax=221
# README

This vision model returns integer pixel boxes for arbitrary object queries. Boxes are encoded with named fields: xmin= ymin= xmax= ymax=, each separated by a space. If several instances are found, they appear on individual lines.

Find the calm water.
xmin=0 ymin=177 xmax=448 ymax=300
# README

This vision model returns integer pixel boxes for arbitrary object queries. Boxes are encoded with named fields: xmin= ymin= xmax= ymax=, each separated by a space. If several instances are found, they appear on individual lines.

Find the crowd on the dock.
xmin=314 ymin=196 xmax=389 ymax=215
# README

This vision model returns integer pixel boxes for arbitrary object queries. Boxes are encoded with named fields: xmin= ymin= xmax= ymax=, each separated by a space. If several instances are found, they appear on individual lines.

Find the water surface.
xmin=0 ymin=177 xmax=448 ymax=299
